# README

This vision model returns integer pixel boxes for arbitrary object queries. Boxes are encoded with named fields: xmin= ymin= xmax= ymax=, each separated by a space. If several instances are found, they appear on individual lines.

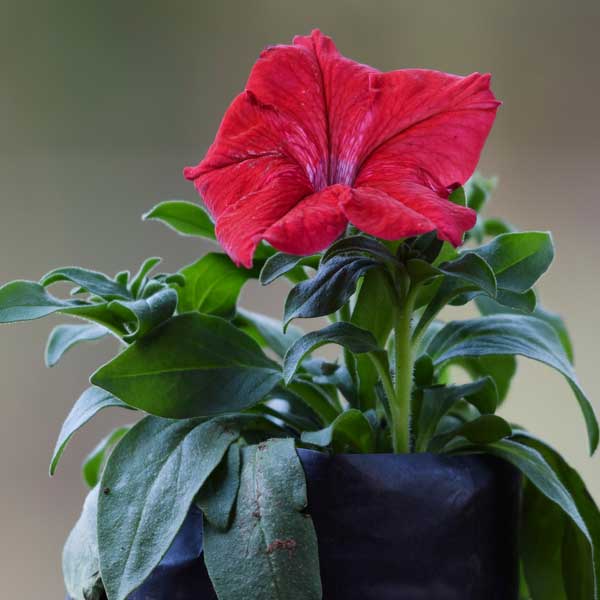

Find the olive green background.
xmin=1 ymin=0 xmax=599 ymax=596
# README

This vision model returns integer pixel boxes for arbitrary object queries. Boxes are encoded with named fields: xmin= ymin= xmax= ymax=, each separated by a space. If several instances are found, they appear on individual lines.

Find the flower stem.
xmin=391 ymin=287 xmax=417 ymax=454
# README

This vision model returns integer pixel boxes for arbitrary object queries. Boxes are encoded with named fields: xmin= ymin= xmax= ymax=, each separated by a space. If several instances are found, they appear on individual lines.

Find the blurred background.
xmin=1 ymin=0 xmax=599 ymax=595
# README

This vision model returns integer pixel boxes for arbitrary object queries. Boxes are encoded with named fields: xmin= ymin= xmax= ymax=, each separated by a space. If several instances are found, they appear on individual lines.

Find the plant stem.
xmin=391 ymin=287 xmax=417 ymax=454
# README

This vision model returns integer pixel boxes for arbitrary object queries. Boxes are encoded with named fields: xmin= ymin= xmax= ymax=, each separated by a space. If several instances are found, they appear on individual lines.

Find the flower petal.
xmin=342 ymin=182 xmax=476 ymax=246
xmin=263 ymin=184 xmax=349 ymax=255
xmin=214 ymin=160 xmax=312 ymax=268
xmin=356 ymin=70 xmax=500 ymax=188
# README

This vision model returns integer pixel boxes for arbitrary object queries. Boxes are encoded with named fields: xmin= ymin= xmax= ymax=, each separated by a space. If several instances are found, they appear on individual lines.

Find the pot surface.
xmin=70 ymin=451 xmax=521 ymax=600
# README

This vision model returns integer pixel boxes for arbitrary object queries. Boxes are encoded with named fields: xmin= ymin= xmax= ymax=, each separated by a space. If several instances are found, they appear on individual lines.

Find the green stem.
xmin=368 ymin=351 xmax=395 ymax=411
xmin=391 ymin=287 xmax=417 ymax=454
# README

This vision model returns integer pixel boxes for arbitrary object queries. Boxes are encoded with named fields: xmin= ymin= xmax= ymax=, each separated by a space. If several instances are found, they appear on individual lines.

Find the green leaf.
xmin=469 ymin=231 xmax=554 ymax=293
xmin=45 ymin=323 xmax=108 ymax=367
xmin=301 ymin=409 xmax=375 ymax=453
xmin=476 ymin=296 xmax=574 ymax=363
xmin=98 ymin=416 xmax=239 ymax=600
xmin=465 ymin=173 xmax=497 ymax=213
xmin=91 ymin=313 xmax=282 ymax=419
xmin=0 ymin=280 xmax=132 ymax=336
xmin=447 ymin=355 xmax=517 ymax=405
xmin=440 ymin=253 xmax=497 ymax=295
xmin=108 ymin=287 xmax=178 ymax=342
xmin=259 ymin=253 xmax=312 ymax=285
xmin=431 ymin=414 xmax=512 ymax=452
xmin=427 ymin=314 xmax=598 ymax=454
xmin=282 ymin=380 xmax=342 ymax=425
xmin=457 ymin=439 xmax=592 ymax=584
xmin=283 ymin=322 xmax=380 ymax=384
xmin=129 ymin=257 xmax=162 ymax=298
xmin=143 ymin=200 xmax=216 ymax=239
xmin=236 ymin=308 xmax=304 ymax=358
xmin=484 ymin=218 xmax=515 ymax=237
xmin=351 ymin=269 xmax=395 ymax=410
xmin=284 ymin=256 xmax=379 ymax=327
xmin=41 ymin=267 xmax=131 ymax=300
xmin=176 ymin=253 xmax=252 ymax=318
xmin=50 ymin=387 xmax=131 ymax=476
xmin=413 ymin=253 xmax=497 ymax=339
xmin=322 ymin=235 xmax=397 ymax=265
xmin=515 ymin=433 xmax=599 ymax=600
xmin=203 ymin=440 xmax=321 ymax=600
xmin=0 ymin=280 xmax=86 ymax=322
xmin=195 ymin=443 xmax=241 ymax=531
xmin=415 ymin=377 xmax=498 ymax=452
xmin=448 ymin=185 xmax=467 ymax=207
xmin=63 ymin=487 xmax=105 ymax=600
xmin=82 ymin=426 xmax=131 ymax=489
xmin=536 ymin=306 xmax=575 ymax=364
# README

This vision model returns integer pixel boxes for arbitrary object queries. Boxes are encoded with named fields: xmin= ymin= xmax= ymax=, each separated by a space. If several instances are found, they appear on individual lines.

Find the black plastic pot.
xmin=70 ymin=451 xmax=521 ymax=600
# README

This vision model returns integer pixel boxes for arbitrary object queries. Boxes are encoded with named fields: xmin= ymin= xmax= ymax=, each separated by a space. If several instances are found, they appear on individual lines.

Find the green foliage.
xmin=236 ymin=308 xmax=304 ymax=358
xmin=98 ymin=416 xmax=239 ymax=600
xmin=50 ymin=387 xmax=131 ymax=476
xmin=82 ymin=426 xmax=130 ymax=488
xmin=516 ymin=433 xmax=599 ymax=599
xmin=91 ymin=313 xmax=282 ymax=418
xmin=301 ymin=409 xmax=376 ymax=453
xmin=203 ymin=440 xmax=321 ymax=600
xmin=143 ymin=200 xmax=216 ymax=239
xmin=414 ymin=377 xmax=498 ymax=452
xmin=283 ymin=322 xmax=380 ymax=383
xmin=196 ymin=443 xmax=241 ymax=531
xmin=1 ymin=175 xmax=598 ymax=600
xmin=108 ymin=287 xmax=178 ymax=342
xmin=62 ymin=487 xmax=105 ymax=600
xmin=284 ymin=256 xmax=379 ymax=327
xmin=259 ymin=252 xmax=317 ymax=285
xmin=176 ymin=252 xmax=253 ymax=318
xmin=426 ymin=314 xmax=598 ymax=453
xmin=45 ymin=323 xmax=108 ymax=367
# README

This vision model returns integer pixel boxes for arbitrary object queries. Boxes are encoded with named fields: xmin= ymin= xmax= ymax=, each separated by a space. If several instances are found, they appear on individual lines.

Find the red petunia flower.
xmin=184 ymin=30 xmax=500 ymax=268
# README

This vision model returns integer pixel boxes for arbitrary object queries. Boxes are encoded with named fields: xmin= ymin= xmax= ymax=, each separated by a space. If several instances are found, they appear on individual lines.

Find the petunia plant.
xmin=1 ymin=30 xmax=598 ymax=600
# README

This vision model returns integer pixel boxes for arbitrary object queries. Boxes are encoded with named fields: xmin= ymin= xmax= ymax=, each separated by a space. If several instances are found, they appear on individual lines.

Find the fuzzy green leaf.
xmin=236 ymin=308 xmax=304 ymax=358
xmin=283 ymin=322 xmax=380 ymax=384
xmin=176 ymin=253 xmax=252 ymax=318
xmin=50 ymin=387 xmax=131 ymax=476
xmin=515 ymin=432 xmax=600 ymax=599
xmin=284 ymin=256 xmax=379 ymax=327
xmin=427 ymin=314 xmax=598 ymax=453
xmin=45 ymin=323 xmax=108 ymax=367
xmin=91 ymin=314 xmax=281 ymax=419
xmin=415 ymin=377 xmax=498 ymax=452
xmin=301 ymin=409 xmax=375 ymax=453
xmin=195 ymin=443 xmax=241 ymax=531
xmin=41 ymin=267 xmax=131 ymax=300
xmin=431 ymin=414 xmax=512 ymax=452
xmin=98 ymin=416 xmax=239 ymax=600
xmin=468 ymin=232 xmax=554 ymax=293
xmin=259 ymin=253 xmax=311 ymax=285
xmin=203 ymin=440 xmax=321 ymax=600
xmin=63 ymin=487 xmax=105 ymax=600
xmin=82 ymin=426 xmax=131 ymax=489
xmin=108 ymin=287 xmax=177 ymax=342
xmin=143 ymin=200 xmax=216 ymax=239
xmin=129 ymin=257 xmax=162 ymax=298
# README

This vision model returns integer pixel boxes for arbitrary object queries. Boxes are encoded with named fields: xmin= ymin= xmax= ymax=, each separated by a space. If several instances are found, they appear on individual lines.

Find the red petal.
xmin=356 ymin=70 xmax=500 ymax=188
xmin=293 ymin=31 xmax=378 ymax=186
xmin=214 ymin=160 xmax=312 ymax=268
xmin=263 ymin=184 xmax=349 ymax=255
xmin=185 ymin=31 xmax=498 ymax=264
xmin=342 ymin=182 xmax=476 ymax=246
